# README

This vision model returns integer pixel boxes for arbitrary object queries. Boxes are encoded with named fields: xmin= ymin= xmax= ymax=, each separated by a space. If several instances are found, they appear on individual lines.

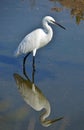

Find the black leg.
xmin=33 ymin=56 xmax=35 ymax=72
xmin=23 ymin=52 xmax=31 ymax=79
xmin=32 ymin=66 xmax=35 ymax=83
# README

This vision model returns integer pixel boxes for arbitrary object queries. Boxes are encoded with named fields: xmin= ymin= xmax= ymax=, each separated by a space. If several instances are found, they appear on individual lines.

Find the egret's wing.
xmin=15 ymin=28 xmax=44 ymax=56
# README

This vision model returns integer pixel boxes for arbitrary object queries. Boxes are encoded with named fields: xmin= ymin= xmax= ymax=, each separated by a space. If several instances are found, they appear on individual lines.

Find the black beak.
xmin=53 ymin=21 xmax=66 ymax=30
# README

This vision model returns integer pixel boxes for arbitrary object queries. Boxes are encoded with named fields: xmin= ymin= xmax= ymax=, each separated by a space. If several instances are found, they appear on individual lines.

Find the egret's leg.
xmin=32 ymin=65 xmax=35 ymax=83
xmin=33 ymin=56 xmax=35 ymax=72
xmin=32 ymin=49 xmax=36 ymax=72
xmin=23 ymin=52 xmax=31 ymax=78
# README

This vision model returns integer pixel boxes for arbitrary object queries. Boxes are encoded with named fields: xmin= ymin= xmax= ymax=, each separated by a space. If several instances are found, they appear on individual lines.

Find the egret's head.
xmin=43 ymin=16 xmax=66 ymax=30
xmin=43 ymin=16 xmax=55 ymax=24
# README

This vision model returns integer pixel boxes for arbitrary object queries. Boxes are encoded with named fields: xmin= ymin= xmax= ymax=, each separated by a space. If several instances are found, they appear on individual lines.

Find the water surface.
xmin=0 ymin=0 xmax=84 ymax=130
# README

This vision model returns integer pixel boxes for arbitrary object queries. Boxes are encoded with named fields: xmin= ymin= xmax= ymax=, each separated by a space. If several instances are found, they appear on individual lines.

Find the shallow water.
xmin=0 ymin=0 xmax=84 ymax=130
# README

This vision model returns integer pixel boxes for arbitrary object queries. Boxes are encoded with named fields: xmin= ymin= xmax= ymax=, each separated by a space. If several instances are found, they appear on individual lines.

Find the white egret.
xmin=15 ymin=16 xmax=66 ymax=72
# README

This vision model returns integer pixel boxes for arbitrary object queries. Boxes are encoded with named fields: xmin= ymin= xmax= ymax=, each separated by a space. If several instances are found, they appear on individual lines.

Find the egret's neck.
xmin=43 ymin=21 xmax=53 ymax=41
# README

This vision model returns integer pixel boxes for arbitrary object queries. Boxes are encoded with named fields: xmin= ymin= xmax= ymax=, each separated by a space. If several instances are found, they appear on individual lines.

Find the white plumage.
xmin=15 ymin=16 xmax=65 ymax=71
xmin=15 ymin=16 xmax=55 ymax=57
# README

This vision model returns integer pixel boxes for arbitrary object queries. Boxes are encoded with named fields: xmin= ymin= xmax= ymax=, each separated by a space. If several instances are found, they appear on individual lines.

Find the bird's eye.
xmin=50 ymin=20 xmax=54 ymax=23
xmin=50 ymin=20 xmax=53 ymax=22
xmin=50 ymin=20 xmax=55 ymax=24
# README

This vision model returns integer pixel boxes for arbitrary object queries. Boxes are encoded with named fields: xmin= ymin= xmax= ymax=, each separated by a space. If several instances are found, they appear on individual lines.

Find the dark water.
xmin=0 ymin=0 xmax=84 ymax=130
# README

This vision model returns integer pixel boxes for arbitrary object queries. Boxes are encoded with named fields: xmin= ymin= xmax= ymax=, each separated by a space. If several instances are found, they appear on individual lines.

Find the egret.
xmin=15 ymin=16 xmax=66 ymax=72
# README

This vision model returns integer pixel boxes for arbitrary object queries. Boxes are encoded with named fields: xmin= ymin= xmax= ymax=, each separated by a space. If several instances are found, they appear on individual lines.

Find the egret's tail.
xmin=14 ymin=48 xmax=20 ymax=57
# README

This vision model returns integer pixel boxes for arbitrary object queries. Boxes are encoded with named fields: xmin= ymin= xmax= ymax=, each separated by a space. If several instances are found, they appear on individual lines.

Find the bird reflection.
xmin=13 ymin=70 xmax=63 ymax=127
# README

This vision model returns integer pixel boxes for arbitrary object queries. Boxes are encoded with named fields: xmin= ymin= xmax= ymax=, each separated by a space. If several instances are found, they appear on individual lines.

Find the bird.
xmin=15 ymin=16 xmax=66 ymax=73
